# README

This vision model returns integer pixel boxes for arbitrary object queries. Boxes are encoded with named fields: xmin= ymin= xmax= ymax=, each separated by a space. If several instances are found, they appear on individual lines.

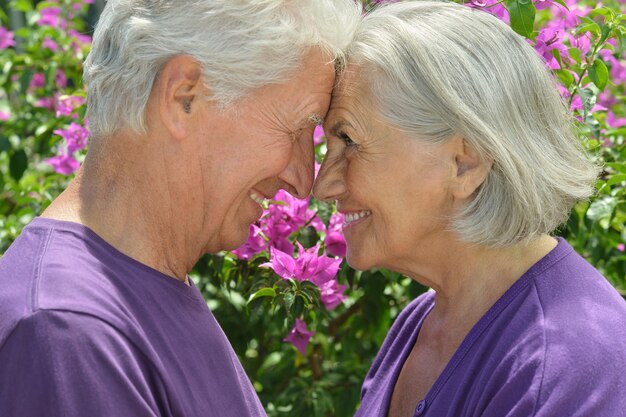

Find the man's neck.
xmin=41 ymin=140 xmax=198 ymax=283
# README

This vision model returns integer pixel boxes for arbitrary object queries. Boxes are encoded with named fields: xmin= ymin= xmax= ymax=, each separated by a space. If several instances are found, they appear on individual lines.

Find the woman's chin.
xmin=345 ymin=248 xmax=376 ymax=272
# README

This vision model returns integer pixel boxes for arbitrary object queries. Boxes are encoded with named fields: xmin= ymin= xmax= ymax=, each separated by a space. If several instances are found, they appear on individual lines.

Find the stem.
xmin=568 ymin=37 xmax=606 ymax=109
xmin=485 ymin=0 xmax=507 ymax=9
xmin=328 ymin=297 xmax=364 ymax=337
xmin=302 ymin=210 xmax=319 ymax=228
xmin=309 ymin=347 xmax=323 ymax=380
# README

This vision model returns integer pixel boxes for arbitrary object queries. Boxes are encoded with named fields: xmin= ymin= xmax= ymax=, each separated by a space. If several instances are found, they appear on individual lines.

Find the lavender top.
xmin=0 ymin=218 xmax=266 ymax=417
xmin=355 ymin=238 xmax=626 ymax=417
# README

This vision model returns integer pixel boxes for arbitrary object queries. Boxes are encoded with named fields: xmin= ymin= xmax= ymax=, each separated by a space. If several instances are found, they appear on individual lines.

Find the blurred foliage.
xmin=1 ymin=0 xmax=625 ymax=416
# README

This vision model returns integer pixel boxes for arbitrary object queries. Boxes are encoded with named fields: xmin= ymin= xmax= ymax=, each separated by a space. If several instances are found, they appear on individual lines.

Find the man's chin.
xmin=206 ymin=232 xmax=250 ymax=254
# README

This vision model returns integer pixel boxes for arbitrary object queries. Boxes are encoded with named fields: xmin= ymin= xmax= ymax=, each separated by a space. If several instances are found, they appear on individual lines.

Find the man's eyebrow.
xmin=308 ymin=114 xmax=324 ymax=126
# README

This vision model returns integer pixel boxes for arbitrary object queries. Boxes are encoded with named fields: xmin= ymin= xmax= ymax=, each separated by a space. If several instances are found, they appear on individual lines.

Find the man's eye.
xmin=339 ymin=132 xmax=356 ymax=147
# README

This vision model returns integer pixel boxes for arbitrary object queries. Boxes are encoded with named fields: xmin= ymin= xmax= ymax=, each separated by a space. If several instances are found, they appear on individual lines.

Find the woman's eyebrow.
xmin=329 ymin=120 xmax=351 ymax=136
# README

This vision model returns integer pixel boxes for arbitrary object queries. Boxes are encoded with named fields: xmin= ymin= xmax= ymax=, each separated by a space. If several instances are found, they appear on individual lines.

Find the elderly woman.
xmin=0 ymin=1 xmax=360 ymax=416
xmin=314 ymin=1 xmax=626 ymax=416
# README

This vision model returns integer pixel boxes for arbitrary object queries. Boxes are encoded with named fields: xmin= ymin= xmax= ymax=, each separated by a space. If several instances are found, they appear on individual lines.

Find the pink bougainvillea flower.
xmin=607 ymin=111 xmax=626 ymax=129
xmin=324 ymin=213 xmax=346 ymax=258
xmin=0 ymin=111 xmax=9 ymax=121
xmin=617 ymin=244 xmax=625 ymax=252
xmin=42 ymin=37 xmax=59 ymax=52
xmin=72 ymin=0 xmax=94 ymax=11
xmin=262 ymin=243 xmax=346 ymax=309
xmin=262 ymin=243 xmax=341 ymax=285
xmin=232 ymin=224 xmax=267 ymax=260
xmin=600 ymin=53 xmax=626 ymax=85
xmin=69 ymin=29 xmax=92 ymax=54
xmin=56 ymin=95 xmax=85 ymax=118
xmin=30 ymin=73 xmax=46 ymax=89
xmin=324 ymin=231 xmax=347 ymax=258
xmin=0 ymin=26 xmax=16 ymax=49
xmin=69 ymin=29 xmax=92 ymax=45
xmin=283 ymin=318 xmax=314 ymax=356
xmin=46 ymin=152 xmax=80 ymax=175
xmin=314 ymin=125 xmax=325 ymax=146
xmin=56 ymin=70 xmax=67 ymax=88
xmin=552 ymin=0 xmax=592 ymax=29
xmin=262 ymin=245 xmax=297 ymax=278
xmin=567 ymin=33 xmax=592 ymax=57
xmin=297 ymin=243 xmax=342 ymax=285
xmin=54 ymin=122 xmax=89 ymax=153
xmin=260 ymin=190 xmax=324 ymax=253
xmin=314 ymin=161 xmax=321 ymax=178
xmin=37 ymin=7 xmax=63 ymax=27
xmin=318 ymin=279 xmax=347 ymax=310
xmin=533 ymin=0 xmax=554 ymax=10
xmin=35 ymin=97 xmax=56 ymax=110
xmin=556 ymin=84 xmax=593 ymax=114
xmin=465 ymin=0 xmax=509 ymax=23
xmin=556 ymin=84 xmax=570 ymax=100
xmin=597 ymin=92 xmax=618 ymax=109
xmin=534 ymin=26 xmax=571 ymax=70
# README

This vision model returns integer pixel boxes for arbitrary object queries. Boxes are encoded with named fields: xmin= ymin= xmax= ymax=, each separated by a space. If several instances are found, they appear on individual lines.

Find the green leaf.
xmin=576 ymin=87 xmax=597 ymax=119
xmin=599 ymin=24 xmax=612 ymax=44
xmin=36 ymin=1 xmax=61 ymax=11
xmin=556 ymin=69 xmax=574 ymax=87
xmin=586 ymin=196 xmax=618 ymax=226
xmin=590 ymin=8 xmax=615 ymax=22
xmin=9 ymin=150 xmax=28 ymax=181
xmin=588 ymin=59 xmax=608 ymax=91
xmin=584 ymin=113 xmax=601 ymax=139
xmin=293 ymin=296 xmax=304 ymax=318
xmin=283 ymin=291 xmax=295 ymax=312
xmin=0 ymin=136 xmax=11 ymax=153
xmin=13 ymin=27 xmax=31 ymax=40
xmin=9 ymin=0 xmax=33 ymax=12
xmin=506 ymin=0 xmax=536 ymax=38
xmin=606 ymin=163 xmax=626 ymax=174
xmin=574 ymin=22 xmax=601 ymax=38
xmin=605 ymin=127 xmax=626 ymax=137
xmin=569 ymin=47 xmax=582 ymax=64
xmin=247 ymin=287 xmax=276 ymax=305
xmin=607 ymin=174 xmax=626 ymax=187
xmin=0 ymin=8 xmax=8 ymax=25
xmin=0 ymin=61 xmax=13 ymax=86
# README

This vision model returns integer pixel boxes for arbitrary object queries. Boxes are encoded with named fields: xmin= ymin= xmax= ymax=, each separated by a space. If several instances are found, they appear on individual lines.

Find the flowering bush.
xmin=1 ymin=0 xmax=625 ymax=415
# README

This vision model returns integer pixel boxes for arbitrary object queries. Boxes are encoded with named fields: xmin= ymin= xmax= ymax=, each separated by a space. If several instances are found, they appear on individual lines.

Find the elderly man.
xmin=0 ymin=1 xmax=360 ymax=416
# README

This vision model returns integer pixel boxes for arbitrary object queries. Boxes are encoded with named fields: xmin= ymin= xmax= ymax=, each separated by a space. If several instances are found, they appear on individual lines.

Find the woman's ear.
xmin=450 ymin=136 xmax=492 ymax=200
xmin=156 ymin=55 xmax=204 ymax=140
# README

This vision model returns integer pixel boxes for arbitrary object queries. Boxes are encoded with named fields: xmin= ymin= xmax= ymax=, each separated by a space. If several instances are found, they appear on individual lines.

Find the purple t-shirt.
xmin=356 ymin=238 xmax=626 ymax=417
xmin=0 ymin=218 xmax=266 ymax=417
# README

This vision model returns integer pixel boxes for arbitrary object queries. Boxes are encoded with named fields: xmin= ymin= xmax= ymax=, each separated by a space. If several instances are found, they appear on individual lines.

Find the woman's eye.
xmin=339 ymin=132 xmax=356 ymax=147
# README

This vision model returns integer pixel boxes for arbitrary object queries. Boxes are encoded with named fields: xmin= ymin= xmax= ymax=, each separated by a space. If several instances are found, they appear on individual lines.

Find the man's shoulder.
xmin=0 ymin=220 xmax=137 ymax=347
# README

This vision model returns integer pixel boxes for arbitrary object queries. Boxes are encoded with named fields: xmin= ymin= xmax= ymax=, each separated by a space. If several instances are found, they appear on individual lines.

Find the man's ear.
xmin=157 ymin=55 xmax=204 ymax=140
xmin=450 ymin=136 xmax=492 ymax=201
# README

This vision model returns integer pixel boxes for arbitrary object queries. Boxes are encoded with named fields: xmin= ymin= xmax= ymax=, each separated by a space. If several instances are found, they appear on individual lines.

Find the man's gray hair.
xmin=84 ymin=0 xmax=362 ymax=139
xmin=346 ymin=0 xmax=598 ymax=247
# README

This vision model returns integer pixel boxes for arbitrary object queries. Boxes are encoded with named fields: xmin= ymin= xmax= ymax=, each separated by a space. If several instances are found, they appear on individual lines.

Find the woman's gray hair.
xmin=346 ymin=0 xmax=599 ymax=247
xmin=84 ymin=0 xmax=362 ymax=139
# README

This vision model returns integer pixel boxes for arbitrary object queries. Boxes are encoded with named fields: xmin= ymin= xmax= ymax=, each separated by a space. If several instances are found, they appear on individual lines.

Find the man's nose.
xmin=313 ymin=148 xmax=347 ymax=202
xmin=278 ymin=132 xmax=315 ymax=199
